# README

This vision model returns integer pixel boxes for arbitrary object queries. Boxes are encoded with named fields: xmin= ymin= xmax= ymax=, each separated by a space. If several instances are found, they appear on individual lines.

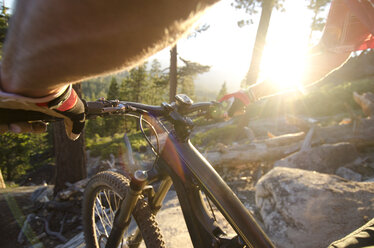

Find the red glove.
xmin=219 ymin=90 xmax=252 ymax=106
xmin=219 ymin=89 xmax=255 ymax=117
xmin=0 ymin=84 xmax=85 ymax=140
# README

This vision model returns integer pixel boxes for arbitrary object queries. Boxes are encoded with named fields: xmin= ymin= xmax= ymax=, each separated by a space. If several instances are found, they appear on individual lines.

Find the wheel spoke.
xmin=104 ymin=190 xmax=117 ymax=224
xmin=95 ymin=197 xmax=109 ymax=237
xmin=101 ymin=190 xmax=116 ymax=228
xmin=94 ymin=189 xmax=129 ymax=247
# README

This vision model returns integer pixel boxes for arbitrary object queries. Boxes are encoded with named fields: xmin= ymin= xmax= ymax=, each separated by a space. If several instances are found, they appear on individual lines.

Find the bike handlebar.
xmin=0 ymin=98 xmax=217 ymax=124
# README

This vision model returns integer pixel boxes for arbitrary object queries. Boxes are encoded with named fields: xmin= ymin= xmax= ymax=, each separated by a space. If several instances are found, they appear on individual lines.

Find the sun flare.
xmin=258 ymin=42 xmax=308 ymax=92
xmin=255 ymin=1 xmax=316 ymax=94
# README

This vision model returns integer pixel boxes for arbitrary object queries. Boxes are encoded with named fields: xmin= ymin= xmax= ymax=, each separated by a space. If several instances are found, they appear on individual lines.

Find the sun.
xmin=258 ymin=41 xmax=308 ymax=93
xmin=256 ymin=0 xmax=317 ymax=94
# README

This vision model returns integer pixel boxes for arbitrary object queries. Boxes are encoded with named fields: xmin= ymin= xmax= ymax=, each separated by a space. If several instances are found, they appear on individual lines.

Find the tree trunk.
xmin=169 ymin=45 xmax=178 ymax=102
xmin=53 ymin=84 xmax=86 ymax=195
xmin=0 ymin=169 xmax=5 ymax=188
xmin=245 ymin=0 xmax=274 ymax=86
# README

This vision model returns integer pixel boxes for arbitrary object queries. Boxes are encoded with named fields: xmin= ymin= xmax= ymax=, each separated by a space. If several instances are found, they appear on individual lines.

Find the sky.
xmin=150 ymin=0 xmax=328 ymax=93
xmin=4 ymin=0 xmax=329 ymax=94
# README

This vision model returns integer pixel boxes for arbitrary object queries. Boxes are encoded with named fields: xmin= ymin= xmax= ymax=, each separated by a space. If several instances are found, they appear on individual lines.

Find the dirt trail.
xmin=59 ymin=190 xmax=193 ymax=248
xmin=155 ymin=191 xmax=193 ymax=247
xmin=1 ymin=186 xmax=194 ymax=248
xmin=0 ymin=154 xmax=257 ymax=247
xmin=0 ymin=186 xmax=41 ymax=248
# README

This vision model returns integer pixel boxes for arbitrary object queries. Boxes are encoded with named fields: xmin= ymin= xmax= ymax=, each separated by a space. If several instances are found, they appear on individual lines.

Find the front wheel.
xmin=83 ymin=171 xmax=165 ymax=248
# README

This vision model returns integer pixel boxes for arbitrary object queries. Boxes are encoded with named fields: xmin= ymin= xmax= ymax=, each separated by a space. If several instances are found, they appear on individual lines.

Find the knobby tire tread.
xmin=83 ymin=171 xmax=165 ymax=248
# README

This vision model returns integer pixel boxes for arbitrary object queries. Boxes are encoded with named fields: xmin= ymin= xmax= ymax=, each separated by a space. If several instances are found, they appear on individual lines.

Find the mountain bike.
xmin=1 ymin=94 xmax=275 ymax=248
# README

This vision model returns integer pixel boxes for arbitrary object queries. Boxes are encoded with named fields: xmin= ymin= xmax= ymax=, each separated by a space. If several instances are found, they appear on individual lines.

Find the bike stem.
xmin=105 ymin=170 xmax=148 ymax=248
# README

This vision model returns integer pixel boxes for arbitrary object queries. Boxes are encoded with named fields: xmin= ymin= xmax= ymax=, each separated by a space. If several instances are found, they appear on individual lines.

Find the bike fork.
xmin=105 ymin=170 xmax=148 ymax=248
xmin=127 ymin=176 xmax=173 ymax=247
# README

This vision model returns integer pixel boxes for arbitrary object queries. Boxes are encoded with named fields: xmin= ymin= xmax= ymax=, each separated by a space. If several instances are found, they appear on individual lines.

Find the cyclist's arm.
xmin=0 ymin=0 xmax=218 ymax=98
xmin=217 ymin=41 xmax=352 ymax=115
xmin=248 ymin=47 xmax=351 ymax=99
xmin=249 ymin=0 xmax=373 ymax=100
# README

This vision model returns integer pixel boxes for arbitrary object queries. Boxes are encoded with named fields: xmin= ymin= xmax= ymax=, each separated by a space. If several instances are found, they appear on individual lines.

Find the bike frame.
xmin=144 ymin=114 xmax=275 ymax=248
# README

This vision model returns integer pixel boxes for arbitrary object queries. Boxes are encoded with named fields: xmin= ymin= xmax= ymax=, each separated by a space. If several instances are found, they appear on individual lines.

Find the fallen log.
xmin=205 ymin=139 xmax=303 ymax=165
xmin=313 ymin=117 xmax=374 ymax=147
xmin=262 ymin=132 xmax=305 ymax=147
xmin=36 ymin=216 xmax=67 ymax=243
xmin=353 ymin=91 xmax=374 ymax=116
xmin=205 ymin=117 xmax=374 ymax=166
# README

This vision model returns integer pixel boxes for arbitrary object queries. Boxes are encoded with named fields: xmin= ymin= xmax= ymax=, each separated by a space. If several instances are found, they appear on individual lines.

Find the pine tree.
xmin=120 ymin=63 xmax=148 ymax=103
xmin=149 ymin=59 xmax=168 ymax=104
xmin=107 ymin=77 xmax=120 ymax=99
xmin=179 ymin=76 xmax=195 ymax=99
xmin=0 ymin=133 xmax=50 ymax=181
xmin=178 ymin=58 xmax=210 ymax=100
xmin=104 ymin=77 xmax=124 ymax=135
xmin=120 ymin=63 xmax=149 ymax=131
xmin=307 ymin=0 xmax=331 ymax=42
xmin=217 ymin=82 xmax=228 ymax=100
xmin=0 ymin=4 xmax=10 ymax=58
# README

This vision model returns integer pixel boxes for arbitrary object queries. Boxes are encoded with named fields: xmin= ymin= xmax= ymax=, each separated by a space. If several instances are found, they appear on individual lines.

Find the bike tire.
xmin=83 ymin=171 xmax=165 ymax=248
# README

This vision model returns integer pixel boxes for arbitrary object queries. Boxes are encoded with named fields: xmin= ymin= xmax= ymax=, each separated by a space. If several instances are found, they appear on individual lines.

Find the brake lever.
xmin=86 ymin=99 xmax=137 ymax=118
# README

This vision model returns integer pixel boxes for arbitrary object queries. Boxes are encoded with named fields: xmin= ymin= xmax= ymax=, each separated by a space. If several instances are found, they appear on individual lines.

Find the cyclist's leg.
xmin=328 ymin=218 xmax=374 ymax=248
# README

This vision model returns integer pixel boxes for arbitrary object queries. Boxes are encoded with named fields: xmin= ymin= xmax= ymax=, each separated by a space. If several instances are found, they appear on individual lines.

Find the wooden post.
xmin=0 ymin=169 xmax=6 ymax=188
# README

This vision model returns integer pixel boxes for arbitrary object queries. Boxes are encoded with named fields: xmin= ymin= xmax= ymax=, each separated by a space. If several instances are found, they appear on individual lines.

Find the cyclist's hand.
xmin=0 ymin=85 xmax=85 ymax=140
xmin=218 ymin=90 xmax=254 ymax=118
xmin=45 ymin=85 xmax=86 ymax=140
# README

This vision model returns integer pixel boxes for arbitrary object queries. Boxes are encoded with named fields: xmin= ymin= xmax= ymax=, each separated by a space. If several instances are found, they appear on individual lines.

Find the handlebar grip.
xmin=0 ymin=100 xmax=114 ymax=124
xmin=0 ymin=108 xmax=59 ymax=124
xmin=0 ymin=100 xmax=108 ymax=124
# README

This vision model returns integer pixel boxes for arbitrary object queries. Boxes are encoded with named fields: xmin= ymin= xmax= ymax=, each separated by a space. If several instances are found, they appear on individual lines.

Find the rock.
xmin=248 ymin=116 xmax=300 ymax=138
xmin=353 ymin=92 xmax=374 ymax=116
xmin=29 ymin=242 xmax=44 ymax=248
xmin=255 ymin=167 xmax=374 ymax=248
xmin=365 ymin=178 xmax=374 ymax=182
xmin=274 ymin=142 xmax=359 ymax=174
xmin=244 ymin=126 xmax=255 ymax=141
xmin=216 ymin=143 xmax=228 ymax=153
xmin=55 ymin=232 xmax=84 ymax=248
xmin=335 ymin=167 xmax=362 ymax=181
xmin=58 ymin=178 xmax=88 ymax=200
xmin=348 ymin=158 xmax=374 ymax=180
xmin=86 ymin=150 xmax=101 ymax=177
xmin=30 ymin=186 xmax=53 ymax=204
